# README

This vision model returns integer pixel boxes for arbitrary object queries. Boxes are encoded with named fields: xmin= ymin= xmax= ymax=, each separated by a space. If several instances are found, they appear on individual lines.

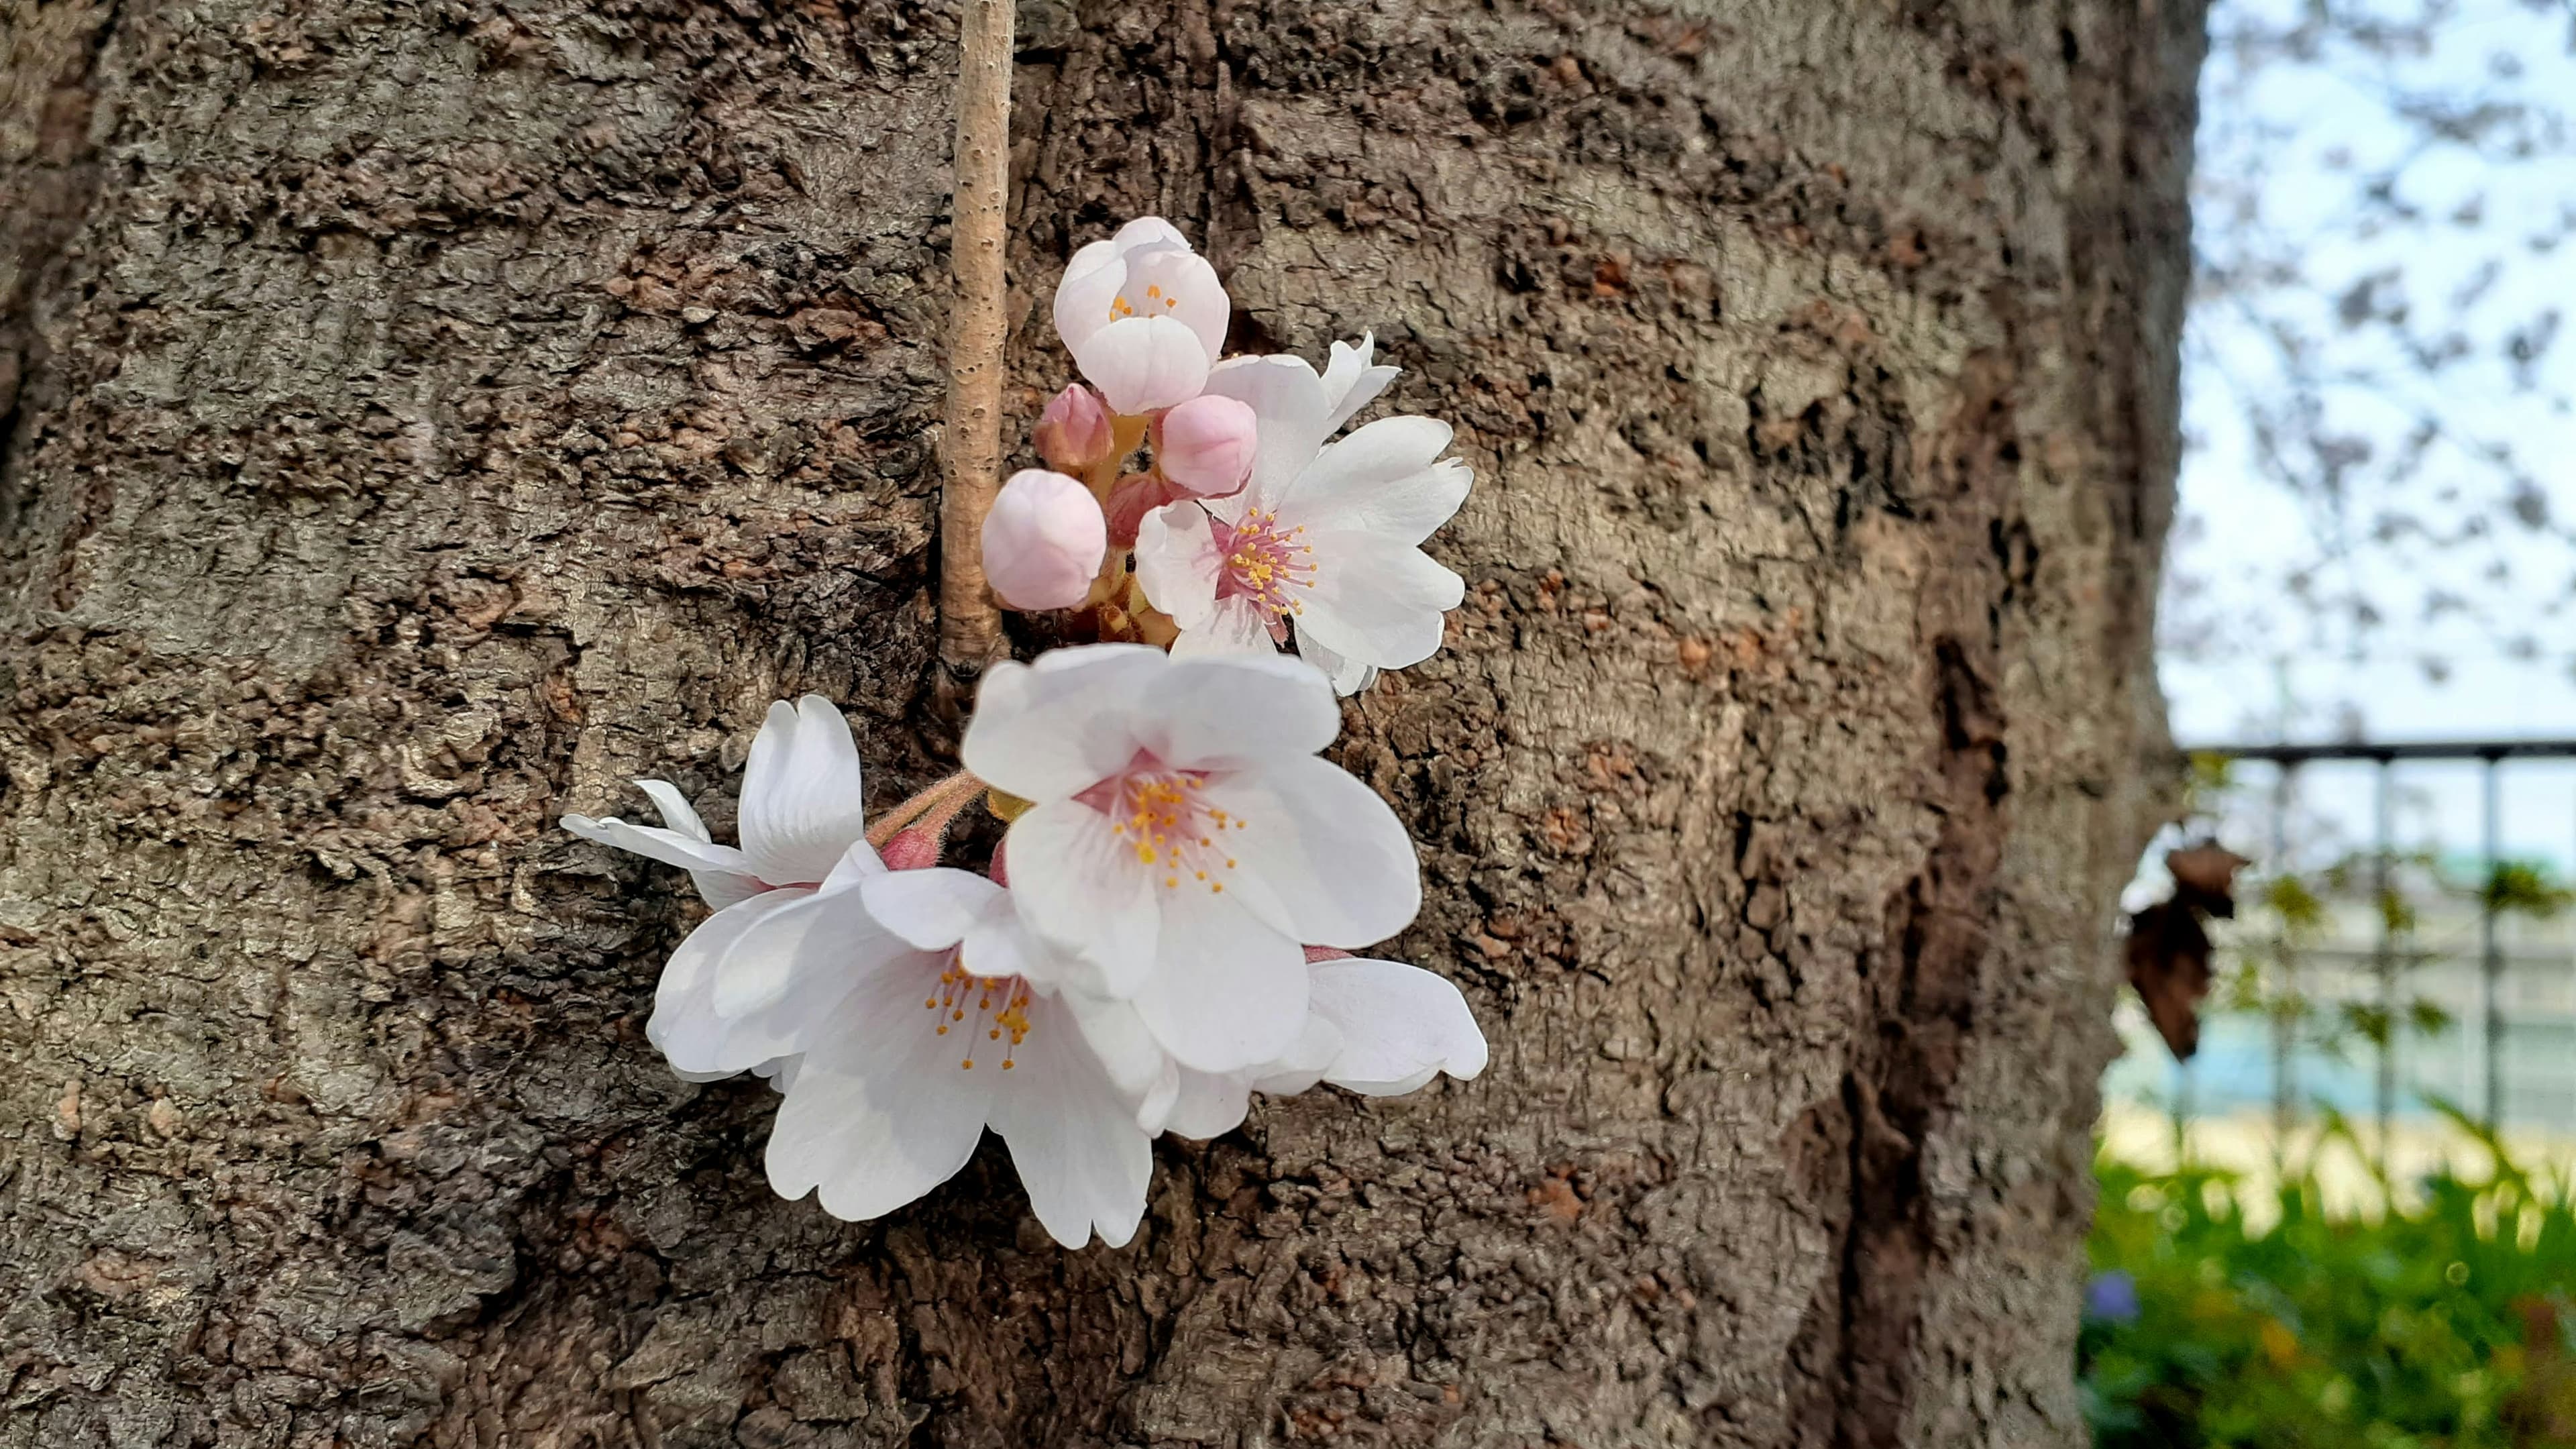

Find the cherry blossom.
xmin=1132 ymin=335 xmax=1471 ymax=693
xmin=563 ymin=695 xmax=888 ymax=1081
xmin=1051 ymin=217 xmax=1229 ymax=415
xmin=762 ymin=866 xmax=1155 ymax=1248
xmin=564 ymin=210 xmax=1501 ymax=1254
xmin=960 ymin=646 xmax=1421 ymax=1073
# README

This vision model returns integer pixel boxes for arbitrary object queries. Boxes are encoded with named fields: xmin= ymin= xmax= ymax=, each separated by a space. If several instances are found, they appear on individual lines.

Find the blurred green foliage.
xmin=2083 ymin=1112 xmax=2576 ymax=1447
xmin=2481 ymin=861 xmax=2574 ymax=922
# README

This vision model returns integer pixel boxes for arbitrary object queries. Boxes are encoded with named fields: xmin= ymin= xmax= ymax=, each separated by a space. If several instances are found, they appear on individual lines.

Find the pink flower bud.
xmin=983 ymin=469 xmax=1106 ymax=611
xmin=1152 ymin=394 xmax=1258 ymax=498
xmin=1103 ymin=471 xmax=1179 ymax=548
xmin=1033 ymin=384 xmax=1115 ymax=474
xmin=879 ymin=826 xmax=943 ymax=872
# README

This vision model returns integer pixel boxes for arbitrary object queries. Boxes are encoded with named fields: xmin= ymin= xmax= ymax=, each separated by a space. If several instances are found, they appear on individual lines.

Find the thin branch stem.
xmin=936 ymin=0 xmax=1016 ymax=689
xmin=867 ymin=771 xmax=985 ymax=849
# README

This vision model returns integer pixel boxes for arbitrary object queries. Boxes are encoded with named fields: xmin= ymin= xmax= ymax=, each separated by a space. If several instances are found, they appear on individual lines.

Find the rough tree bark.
xmin=0 ymin=1 xmax=2200 ymax=1444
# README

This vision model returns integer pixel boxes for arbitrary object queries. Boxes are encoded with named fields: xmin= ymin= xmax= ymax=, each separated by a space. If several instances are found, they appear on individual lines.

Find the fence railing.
xmin=2159 ymin=739 xmax=2576 ymax=1139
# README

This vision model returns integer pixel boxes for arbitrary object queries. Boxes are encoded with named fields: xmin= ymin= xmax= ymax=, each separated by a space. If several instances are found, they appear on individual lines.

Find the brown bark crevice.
xmin=0 ymin=0 xmax=121 ymax=545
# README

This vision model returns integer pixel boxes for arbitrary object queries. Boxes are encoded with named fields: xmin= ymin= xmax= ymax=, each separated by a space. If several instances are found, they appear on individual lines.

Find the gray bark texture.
xmin=0 ymin=0 xmax=2201 ymax=1444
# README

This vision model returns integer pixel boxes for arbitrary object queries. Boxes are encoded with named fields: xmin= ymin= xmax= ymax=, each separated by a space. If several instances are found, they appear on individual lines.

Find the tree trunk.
xmin=0 ymin=1 xmax=2199 ymax=1444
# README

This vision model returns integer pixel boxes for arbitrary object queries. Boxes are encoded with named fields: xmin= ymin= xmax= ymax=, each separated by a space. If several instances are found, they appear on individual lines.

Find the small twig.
xmin=865 ymin=771 xmax=985 ymax=849
xmin=936 ymin=0 xmax=1016 ymax=692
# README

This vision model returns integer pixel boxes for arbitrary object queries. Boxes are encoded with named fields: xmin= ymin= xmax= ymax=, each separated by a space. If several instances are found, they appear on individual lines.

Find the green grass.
xmin=2083 ymin=1110 xmax=2576 ymax=1448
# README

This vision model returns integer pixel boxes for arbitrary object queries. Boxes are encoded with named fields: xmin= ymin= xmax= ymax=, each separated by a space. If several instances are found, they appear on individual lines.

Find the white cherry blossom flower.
xmin=1132 ymin=335 xmax=1470 ymax=694
xmin=960 ymin=646 xmax=1421 ymax=1075
xmin=564 ymin=695 xmax=888 ymax=1081
xmin=764 ymin=867 xmax=1152 ymax=1248
xmin=1052 ymin=217 xmax=1229 ymax=416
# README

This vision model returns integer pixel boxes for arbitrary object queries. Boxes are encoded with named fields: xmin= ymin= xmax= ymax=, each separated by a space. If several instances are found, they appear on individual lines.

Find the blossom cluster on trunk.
xmin=987 ymin=217 xmax=1474 ymax=694
xmin=564 ymin=219 xmax=1485 ymax=1247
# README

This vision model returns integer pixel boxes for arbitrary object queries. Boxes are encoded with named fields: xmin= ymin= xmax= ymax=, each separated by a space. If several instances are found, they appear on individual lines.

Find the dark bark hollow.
xmin=0 ymin=1 xmax=2199 ymax=1445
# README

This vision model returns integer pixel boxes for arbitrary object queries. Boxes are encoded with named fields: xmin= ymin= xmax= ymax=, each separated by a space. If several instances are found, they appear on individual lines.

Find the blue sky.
xmin=2163 ymin=0 xmax=2576 ymax=869
xmin=2166 ymin=0 xmax=2576 ymax=751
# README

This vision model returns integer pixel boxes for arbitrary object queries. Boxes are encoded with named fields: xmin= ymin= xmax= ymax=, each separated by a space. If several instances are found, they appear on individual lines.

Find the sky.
xmin=2165 ymin=0 xmax=2576 ymax=750
xmin=2162 ymin=0 xmax=2576 ymax=870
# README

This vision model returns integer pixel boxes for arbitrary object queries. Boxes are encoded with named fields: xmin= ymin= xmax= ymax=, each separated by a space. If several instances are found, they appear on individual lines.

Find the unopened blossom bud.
xmin=1053 ymin=217 xmax=1230 ymax=415
xmin=1104 ymin=471 xmax=1179 ymax=548
xmin=1152 ymin=394 xmax=1256 ymax=498
xmin=983 ymin=469 xmax=1106 ymax=611
xmin=1033 ymin=384 xmax=1115 ymax=474
xmin=879 ymin=826 xmax=943 ymax=873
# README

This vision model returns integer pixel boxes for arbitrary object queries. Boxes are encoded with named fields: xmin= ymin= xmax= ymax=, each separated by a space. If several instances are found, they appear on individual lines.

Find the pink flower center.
xmin=1212 ymin=510 xmax=1315 ymax=614
xmin=924 ymin=956 xmax=1034 ymax=1072
xmin=1076 ymin=761 xmax=1246 ymax=894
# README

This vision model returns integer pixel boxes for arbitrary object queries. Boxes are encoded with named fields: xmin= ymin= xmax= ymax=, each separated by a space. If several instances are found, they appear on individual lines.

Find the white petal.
xmin=704 ymin=844 xmax=900 ymax=1020
xmin=1201 ymin=354 xmax=1331 ymax=508
xmin=1289 ymin=631 xmax=1382 ymax=698
xmin=1318 ymin=333 xmax=1402 ymax=433
xmin=648 ymin=887 xmax=879 ymax=1077
xmin=1305 ymin=415 xmax=1454 ymax=485
xmin=1117 ymin=244 xmax=1230 ymax=363
xmin=1067 ymin=992 xmax=1176 ymax=1106
xmin=1292 ymin=434 xmax=1472 ymax=547
xmin=765 ymin=961 xmax=997 ymax=1224
xmin=1132 ymin=886 xmax=1309 ymax=1073
xmin=1053 ymin=247 xmax=1127 ymax=354
xmin=858 ymin=867 xmax=1003 ymax=951
xmin=1074 ymin=315 xmax=1213 ymax=415
xmin=564 ymin=784 xmax=743 ymax=871
xmin=1168 ymin=598 xmax=1279 ymax=659
xmin=738 ymin=696 xmax=871 ymax=886
xmin=961 ymin=647 xmax=1164 ymax=801
xmin=563 ymin=810 xmax=763 ymax=899
xmin=1294 ymin=530 xmax=1465 ymax=673
xmin=1002 ymin=799 xmax=1160 ymax=997
xmin=1133 ymin=502 xmax=1222 ymax=631
xmin=628 ymin=780 xmax=771 ymax=907
xmin=1112 ymin=215 xmax=1191 ymax=252
xmin=1162 ymin=1069 xmax=1254 ymax=1140
xmin=635 ymin=779 xmax=712 ymax=840
xmin=1248 ymin=1010 xmax=1346 ymax=1097
xmin=1132 ymin=651 xmax=1340 ymax=769
xmin=1200 ymin=756 xmax=1420 ymax=949
xmin=1135 ymin=1059 xmax=1181 ymax=1135
xmin=1310 ymin=957 xmax=1488 ymax=1091
xmin=989 ymin=999 xmax=1155 ymax=1248
xmin=957 ymin=900 xmax=1072 ymax=988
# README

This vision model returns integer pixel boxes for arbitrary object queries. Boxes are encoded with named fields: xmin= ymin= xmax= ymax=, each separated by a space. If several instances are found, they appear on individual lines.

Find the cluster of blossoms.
xmin=985 ymin=217 xmax=1474 ymax=694
xmin=563 ymin=220 xmax=1485 ymax=1248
